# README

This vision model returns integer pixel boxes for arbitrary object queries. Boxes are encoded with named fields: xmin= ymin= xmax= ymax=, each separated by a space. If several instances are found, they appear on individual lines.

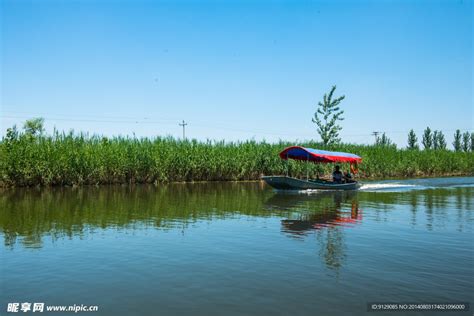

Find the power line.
xmin=1 ymin=115 xmax=178 ymax=125
xmin=2 ymin=114 xmax=472 ymax=138
xmin=1 ymin=115 xmax=309 ymax=137
xmin=1 ymin=110 xmax=180 ymax=122
xmin=2 ymin=111 xmax=306 ymax=135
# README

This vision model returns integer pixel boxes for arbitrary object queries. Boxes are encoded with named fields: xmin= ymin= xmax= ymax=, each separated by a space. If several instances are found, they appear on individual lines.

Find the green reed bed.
xmin=0 ymin=132 xmax=473 ymax=187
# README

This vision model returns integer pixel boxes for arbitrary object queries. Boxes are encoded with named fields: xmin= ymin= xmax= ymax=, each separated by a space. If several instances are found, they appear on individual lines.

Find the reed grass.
xmin=1 ymin=132 xmax=473 ymax=187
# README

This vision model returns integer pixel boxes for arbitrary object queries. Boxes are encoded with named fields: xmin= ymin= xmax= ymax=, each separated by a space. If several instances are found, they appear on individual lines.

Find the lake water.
xmin=1 ymin=177 xmax=473 ymax=315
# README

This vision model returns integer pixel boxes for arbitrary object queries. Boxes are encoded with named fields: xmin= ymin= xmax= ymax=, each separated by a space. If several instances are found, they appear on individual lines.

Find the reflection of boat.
xmin=262 ymin=146 xmax=362 ymax=191
xmin=264 ymin=190 xmax=362 ymax=270
xmin=281 ymin=208 xmax=362 ymax=232
xmin=264 ymin=190 xmax=362 ymax=234
xmin=264 ymin=189 xmax=357 ymax=210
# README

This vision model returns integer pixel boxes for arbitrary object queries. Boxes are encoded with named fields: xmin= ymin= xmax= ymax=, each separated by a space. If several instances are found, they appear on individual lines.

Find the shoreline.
xmin=1 ymin=173 xmax=473 ymax=189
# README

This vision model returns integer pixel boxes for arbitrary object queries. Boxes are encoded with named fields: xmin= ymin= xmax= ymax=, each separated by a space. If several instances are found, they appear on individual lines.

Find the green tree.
xmin=421 ymin=127 xmax=432 ymax=150
xmin=376 ymin=133 xmax=394 ymax=147
xmin=435 ymin=131 xmax=447 ymax=150
xmin=462 ymin=131 xmax=470 ymax=152
xmin=312 ymin=85 xmax=345 ymax=145
xmin=433 ymin=130 xmax=440 ymax=149
xmin=471 ymin=133 xmax=474 ymax=151
xmin=407 ymin=129 xmax=418 ymax=150
xmin=453 ymin=129 xmax=462 ymax=151
xmin=23 ymin=118 xmax=45 ymax=136
xmin=5 ymin=125 xmax=19 ymax=142
xmin=4 ymin=125 xmax=19 ymax=153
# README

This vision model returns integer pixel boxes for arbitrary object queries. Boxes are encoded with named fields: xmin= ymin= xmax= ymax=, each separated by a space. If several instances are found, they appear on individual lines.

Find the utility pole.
xmin=179 ymin=120 xmax=188 ymax=139
xmin=372 ymin=131 xmax=380 ymax=144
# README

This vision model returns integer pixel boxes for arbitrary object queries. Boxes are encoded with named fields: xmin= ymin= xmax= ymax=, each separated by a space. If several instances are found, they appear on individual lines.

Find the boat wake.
xmin=295 ymin=183 xmax=419 ymax=194
xmin=359 ymin=183 xmax=418 ymax=191
xmin=275 ymin=177 xmax=474 ymax=194
xmin=359 ymin=178 xmax=474 ymax=192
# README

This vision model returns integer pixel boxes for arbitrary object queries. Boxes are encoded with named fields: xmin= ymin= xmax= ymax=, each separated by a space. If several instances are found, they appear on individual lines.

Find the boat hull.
xmin=262 ymin=176 xmax=360 ymax=191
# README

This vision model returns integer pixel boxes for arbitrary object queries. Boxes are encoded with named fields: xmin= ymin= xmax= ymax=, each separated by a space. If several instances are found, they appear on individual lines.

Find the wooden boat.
xmin=262 ymin=146 xmax=362 ymax=191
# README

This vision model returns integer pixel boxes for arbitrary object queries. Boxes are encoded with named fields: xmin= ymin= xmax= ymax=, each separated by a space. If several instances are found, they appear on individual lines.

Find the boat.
xmin=262 ymin=175 xmax=360 ymax=190
xmin=262 ymin=146 xmax=362 ymax=191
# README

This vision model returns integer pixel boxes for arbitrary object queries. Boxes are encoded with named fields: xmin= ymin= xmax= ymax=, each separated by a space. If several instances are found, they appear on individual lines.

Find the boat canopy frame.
xmin=280 ymin=146 xmax=362 ymax=180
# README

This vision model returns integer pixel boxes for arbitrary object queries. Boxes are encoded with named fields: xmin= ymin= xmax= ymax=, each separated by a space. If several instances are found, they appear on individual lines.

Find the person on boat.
xmin=332 ymin=165 xmax=343 ymax=183
xmin=344 ymin=171 xmax=353 ymax=183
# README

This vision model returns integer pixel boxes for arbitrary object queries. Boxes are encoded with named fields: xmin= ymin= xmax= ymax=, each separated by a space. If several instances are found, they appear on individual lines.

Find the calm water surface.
xmin=1 ymin=177 xmax=473 ymax=315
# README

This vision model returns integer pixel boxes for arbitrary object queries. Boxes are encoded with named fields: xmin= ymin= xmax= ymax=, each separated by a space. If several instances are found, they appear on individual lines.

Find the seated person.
xmin=344 ymin=171 xmax=353 ymax=183
xmin=332 ymin=165 xmax=343 ymax=183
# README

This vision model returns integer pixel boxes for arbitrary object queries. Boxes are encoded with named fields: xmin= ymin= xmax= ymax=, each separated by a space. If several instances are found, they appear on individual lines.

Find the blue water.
xmin=1 ymin=177 xmax=473 ymax=315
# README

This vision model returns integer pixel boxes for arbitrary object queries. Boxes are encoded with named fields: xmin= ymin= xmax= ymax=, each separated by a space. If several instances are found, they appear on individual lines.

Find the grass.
xmin=1 ymin=131 xmax=473 ymax=187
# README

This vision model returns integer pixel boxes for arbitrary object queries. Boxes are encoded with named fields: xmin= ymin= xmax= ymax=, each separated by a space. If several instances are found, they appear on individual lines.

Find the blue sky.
xmin=1 ymin=0 xmax=472 ymax=146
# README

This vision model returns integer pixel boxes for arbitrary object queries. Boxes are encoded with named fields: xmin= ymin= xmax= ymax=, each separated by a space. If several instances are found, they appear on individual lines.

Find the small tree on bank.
xmin=5 ymin=125 xmax=19 ymax=141
xmin=23 ymin=118 xmax=45 ymax=136
xmin=471 ymin=133 xmax=474 ymax=151
xmin=462 ymin=131 xmax=471 ymax=152
xmin=432 ymin=130 xmax=447 ymax=150
xmin=376 ymin=133 xmax=394 ymax=147
xmin=407 ymin=129 xmax=418 ymax=150
xmin=422 ymin=127 xmax=432 ymax=150
xmin=312 ymin=85 xmax=345 ymax=145
xmin=433 ymin=130 xmax=440 ymax=149
xmin=453 ymin=130 xmax=462 ymax=151
xmin=435 ymin=130 xmax=447 ymax=150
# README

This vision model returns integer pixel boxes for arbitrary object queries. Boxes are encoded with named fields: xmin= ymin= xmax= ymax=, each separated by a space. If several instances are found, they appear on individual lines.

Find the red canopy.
xmin=279 ymin=146 xmax=362 ymax=164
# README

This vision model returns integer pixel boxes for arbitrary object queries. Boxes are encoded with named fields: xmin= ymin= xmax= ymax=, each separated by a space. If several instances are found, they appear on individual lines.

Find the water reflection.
xmin=264 ymin=191 xmax=362 ymax=235
xmin=2 ymin=179 xmax=473 ymax=316
xmin=0 ymin=183 xmax=273 ymax=249
xmin=264 ymin=191 xmax=362 ymax=271
xmin=1 ymin=181 xmax=473 ymax=250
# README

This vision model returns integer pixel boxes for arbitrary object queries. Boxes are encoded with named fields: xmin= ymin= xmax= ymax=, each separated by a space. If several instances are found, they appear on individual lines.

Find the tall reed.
xmin=1 ymin=132 xmax=472 ymax=187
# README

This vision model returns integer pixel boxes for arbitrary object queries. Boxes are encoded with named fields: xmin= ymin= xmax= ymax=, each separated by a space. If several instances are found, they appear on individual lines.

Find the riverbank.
xmin=1 ymin=133 xmax=473 ymax=187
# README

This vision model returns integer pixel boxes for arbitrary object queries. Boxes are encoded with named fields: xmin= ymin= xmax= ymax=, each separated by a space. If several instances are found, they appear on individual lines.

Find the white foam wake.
xmin=359 ymin=183 xmax=417 ymax=191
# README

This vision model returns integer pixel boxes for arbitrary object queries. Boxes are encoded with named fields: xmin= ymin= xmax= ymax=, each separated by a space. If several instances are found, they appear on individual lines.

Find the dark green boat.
xmin=262 ymin=175 xmax=360 ymax=191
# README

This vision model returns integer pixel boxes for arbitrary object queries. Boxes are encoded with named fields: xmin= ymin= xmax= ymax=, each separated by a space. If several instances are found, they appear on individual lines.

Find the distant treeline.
xmin=1 ymin=122 xmax=473 ymax=187
xmin=405 ymin=127 xmax=473 ymax=151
